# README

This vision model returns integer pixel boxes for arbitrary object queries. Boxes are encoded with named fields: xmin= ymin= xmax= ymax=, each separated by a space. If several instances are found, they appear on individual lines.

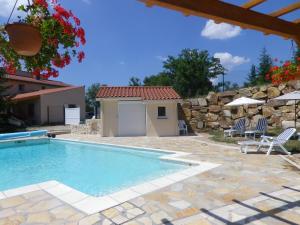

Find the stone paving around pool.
xmin=0 ymin=134 xmax=300 ymax=224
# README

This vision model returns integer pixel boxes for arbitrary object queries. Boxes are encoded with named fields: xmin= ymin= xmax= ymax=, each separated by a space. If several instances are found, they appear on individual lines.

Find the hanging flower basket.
xmin=5 ymin=23 xmax=42 ymax=56
xmin=266 ymin=58 xmax=300 ymax=85
xmin=0 ymin=0 xmax=86 ymax=78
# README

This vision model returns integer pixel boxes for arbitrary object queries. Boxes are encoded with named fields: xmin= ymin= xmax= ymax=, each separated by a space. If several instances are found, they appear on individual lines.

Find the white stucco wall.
xmin=40 ymin=87 xmax=85 ymax=124
xmin=99 ymin=99 xmax=179 ymax=137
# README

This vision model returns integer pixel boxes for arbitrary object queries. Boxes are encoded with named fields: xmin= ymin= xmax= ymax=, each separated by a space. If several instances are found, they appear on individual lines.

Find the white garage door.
xmin=65 ymin=108 xmax=80 ymax=125
xmin=118 ymin=101 xmax=146 ymax=136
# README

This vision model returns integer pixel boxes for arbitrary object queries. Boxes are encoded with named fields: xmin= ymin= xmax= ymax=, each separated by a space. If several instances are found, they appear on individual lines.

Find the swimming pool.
xmin=0 ymin=139 xmax=187 ymax=196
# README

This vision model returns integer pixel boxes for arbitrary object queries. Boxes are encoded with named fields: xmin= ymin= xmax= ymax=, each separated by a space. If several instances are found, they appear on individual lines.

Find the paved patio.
xmin=0 ymin=134 xmax=299 ymax=224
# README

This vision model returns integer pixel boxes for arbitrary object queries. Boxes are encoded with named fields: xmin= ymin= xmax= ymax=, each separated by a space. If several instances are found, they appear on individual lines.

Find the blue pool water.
xmin=0 ymin=139 xmax=186 ymax=196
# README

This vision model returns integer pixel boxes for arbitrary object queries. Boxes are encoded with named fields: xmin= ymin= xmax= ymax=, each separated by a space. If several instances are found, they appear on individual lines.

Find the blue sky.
xmin=0 ymin=0 xmax=299 ymax=87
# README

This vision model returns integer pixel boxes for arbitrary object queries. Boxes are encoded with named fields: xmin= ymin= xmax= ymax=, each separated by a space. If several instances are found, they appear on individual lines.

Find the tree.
xmin=256 ymin=48 xmax=273 ymax=85
xmin=0 ymin=68 xmax=11 ymax=113
xmin=214 ymin=81 xmax=239 ymax=92
xmin=143 ymin=73 xmax=172 ymax=86
xmin=143 ymin=49 xmax=225 ymax=98
xmin=244 ymin=64 xmax=257 ymax=87
xmin=85 ymin=83 xmax=101 ymax=113
xmin=294 ymin=46 xmax=300 ymax=61
xmin=129 ymin=77 xmax=142 ymax=86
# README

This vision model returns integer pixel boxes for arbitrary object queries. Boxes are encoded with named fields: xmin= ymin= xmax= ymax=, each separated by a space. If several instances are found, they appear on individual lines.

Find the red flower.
xmin=77 ymin=51 xmax=85 ymax=63
xmin=54 ymin=5 xmax=71 ymax=19
xmin=265 ymin=73 xmax=270 ymax=80
xmin=297 ymin=57 xmax=300 ymax=62
xmin=33 ymin=0 xmax=48 ymax=8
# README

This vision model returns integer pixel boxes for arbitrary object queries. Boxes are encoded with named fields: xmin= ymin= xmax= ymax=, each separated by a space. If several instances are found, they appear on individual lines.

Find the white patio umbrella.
xmin=273 ymin=91 xmax=300 ymax=128
xmin=225 ymin=97 xmax=265 ymax=128
xmin=225 ymin=97 xmax=265 ymax=107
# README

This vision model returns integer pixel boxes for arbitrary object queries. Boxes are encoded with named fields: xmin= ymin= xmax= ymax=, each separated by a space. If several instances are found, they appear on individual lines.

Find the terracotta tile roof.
xmin=5 ymin=74 xmax=70 ymax=87
xmin=97 ymin=86 xmax=181 ymax=100
xmin=12 ymin=86 xmax=82 ymax=102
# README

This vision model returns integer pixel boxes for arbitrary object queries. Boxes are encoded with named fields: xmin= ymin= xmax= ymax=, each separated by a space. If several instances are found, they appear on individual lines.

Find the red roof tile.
xmin=12 ymin=86 xmax=82 ymax=102
xmin=5 ymin=74 xmax=70 ymax=87
xmin=97 ymin=86 xmax=181 ymax=100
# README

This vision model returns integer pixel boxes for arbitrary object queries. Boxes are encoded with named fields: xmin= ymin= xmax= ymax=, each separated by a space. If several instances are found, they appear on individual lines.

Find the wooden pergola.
xmin=139 ymin=0 xmax=300 ymax=45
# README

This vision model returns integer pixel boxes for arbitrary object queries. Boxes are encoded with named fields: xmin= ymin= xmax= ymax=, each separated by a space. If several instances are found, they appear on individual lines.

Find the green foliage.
xmin=214 ymin=81 xmax=239 ymax=92
xmin=256 ymin=47 xmax=273 ymax=85
xmin=142 ymin=49 xmax=225 ymax=98
xmin=143 ymin=73 xmax=172 ymax=86
xmin=0 ymin=69 xmax=11 ymax=113
xmin=244 ymin=64 xmax=257 ymax=87
xmin=129 ymin=77 xmax=142 ymax=86
xmin=85 ymin=83 xmax=101 ymax=112
xmin=294 ymin=46 xmax=300 ymax=62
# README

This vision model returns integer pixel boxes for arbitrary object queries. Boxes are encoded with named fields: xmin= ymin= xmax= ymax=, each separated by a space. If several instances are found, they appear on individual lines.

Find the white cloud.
xmin=156 ymin=55 xmax=168 ymax=62
xmin=0 ymin=0 xmax=28 ymax=18
xmin=214 ymin=52 xmax=250 ymax=70
xmin=201 ymin=20 xmax=241 ymax=40
xmin=119 ymin=61 xmax=126 ymax=65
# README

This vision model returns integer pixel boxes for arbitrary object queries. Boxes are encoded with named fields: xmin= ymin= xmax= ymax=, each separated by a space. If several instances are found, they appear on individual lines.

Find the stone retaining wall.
xmin=71 ymin=119 xmax=101 ymax=135
xmin=180 ymin=81 xmax=300 ymax=132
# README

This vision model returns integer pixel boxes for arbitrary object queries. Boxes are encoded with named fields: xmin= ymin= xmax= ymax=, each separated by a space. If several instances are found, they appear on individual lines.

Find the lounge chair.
xmin=238 ymin=128 xmax=296 ymax=155
xmin=224 ymin=118 xmax=246 ymax=138
xmin=244 ymin=117 xmax=268 ymax=140
xmin=178 ymin=120 xmax=188 ymax=135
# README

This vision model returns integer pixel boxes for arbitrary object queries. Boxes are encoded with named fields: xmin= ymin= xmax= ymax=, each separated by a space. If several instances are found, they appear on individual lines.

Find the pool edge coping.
xmin=0 ymin=137 xmax=221 ymax=215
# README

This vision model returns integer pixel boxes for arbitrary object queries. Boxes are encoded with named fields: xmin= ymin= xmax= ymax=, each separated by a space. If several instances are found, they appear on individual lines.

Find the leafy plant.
xmin=267 ymin=58 xmax=300 ymax=85
xmin=0 ymin=0 xmax=85 ymax=78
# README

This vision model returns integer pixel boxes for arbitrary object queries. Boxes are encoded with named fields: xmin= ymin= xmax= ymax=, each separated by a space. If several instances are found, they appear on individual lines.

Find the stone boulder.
xmin=191 ymin=110 xmax=200 ymax=118
xmin=218 ymin=91 xmax=236 ymax=98
xmin=197 ymin=121 xmax=204 ymax=129
xmin=182 ymin=101 xmax=191 ymax=109
xmin=253 ymin=91 xmax=267 ymax=99
xmin=232 ymin=106 xmax=245 ymax=119
xmin=209 ymin=105 xmax=221 ymax=113
xmin=190 ymin=98 xmax=199 ymax=106
xmin=223 ymin=110 xmax=231 ymax=117
xmin=206 ymin=92 xmax=218 ymax=105
xmin=282 ymin=120 xmax=300 ymax=129
xmin=262 ymin=106 xmax=275 ymax=118
xmin=207 ymin=122 xmax=220 ymax=129
xmin=183 ymin=108 xmax=191 ymax=119
xmin=279 ymin=105 xmax=294 ymax=113
xmin=259 ymin=85 xmax=267 ymax=92
xmin=282 ymin=113 xmax=296 ymax=121
xmin=205 ymin=113 xmax=219 ymax=122
xmin=239 ymin=88 xmax=252 ymax=97
xmin=198 ymin=98 xmax=207 ymax=107
xmin=278 ymin=83 xmax=286 ymax=91
xmin=247 ymin=108 xmax=259 ymax=116
xmin=267 ymin=87 xmax=280 ymax=98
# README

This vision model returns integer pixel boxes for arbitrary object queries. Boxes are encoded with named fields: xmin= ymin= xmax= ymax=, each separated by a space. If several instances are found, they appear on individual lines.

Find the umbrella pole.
xmin=296 ymin=99 xmax=297 ymax=129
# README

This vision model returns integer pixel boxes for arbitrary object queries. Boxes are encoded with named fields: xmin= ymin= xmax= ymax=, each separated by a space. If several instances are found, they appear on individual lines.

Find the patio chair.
xmin=244 ymin=117 xmax=268 ymax=140
xmin=178 ymin=120 xmax=188 ymax=135
xmin=238 ymin=128 xmax=296 ymax=155
xmin=224 ymin=118 xmax=246 ymax=138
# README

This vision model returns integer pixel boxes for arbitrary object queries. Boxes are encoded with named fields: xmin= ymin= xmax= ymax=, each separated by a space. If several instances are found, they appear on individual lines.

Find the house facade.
xmin=97 ymin=86 xmax=181 ymax=137
xmin=2 ymin=72 xmax=85 ymax=125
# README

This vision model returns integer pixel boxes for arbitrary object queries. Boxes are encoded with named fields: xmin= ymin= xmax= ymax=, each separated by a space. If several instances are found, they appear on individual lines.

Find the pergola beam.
xmin=140 ymin=0 xmax=300 ymax=45
xmin=242 ymin=0 xmax=266 ymax=9
xmin=270 ymin=2 xmax=300 ymax=17
xmin=294 ymin=19 xmax=300 ymax=24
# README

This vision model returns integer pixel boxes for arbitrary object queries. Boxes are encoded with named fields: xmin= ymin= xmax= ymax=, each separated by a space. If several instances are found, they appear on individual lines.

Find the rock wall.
xmin=71 ymin=119 xmax=101 ymax=135
xmin=180 ymin=81 xmax=300 ymax=132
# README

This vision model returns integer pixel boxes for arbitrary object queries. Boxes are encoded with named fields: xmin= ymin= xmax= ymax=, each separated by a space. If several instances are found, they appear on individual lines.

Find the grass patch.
xmin=209 ymin=129 xmax=300 ymax=154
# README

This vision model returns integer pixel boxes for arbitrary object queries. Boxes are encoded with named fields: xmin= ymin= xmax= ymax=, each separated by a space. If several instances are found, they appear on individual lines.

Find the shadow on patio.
xmin=199 ymin=185 xmax=300 ymax=225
